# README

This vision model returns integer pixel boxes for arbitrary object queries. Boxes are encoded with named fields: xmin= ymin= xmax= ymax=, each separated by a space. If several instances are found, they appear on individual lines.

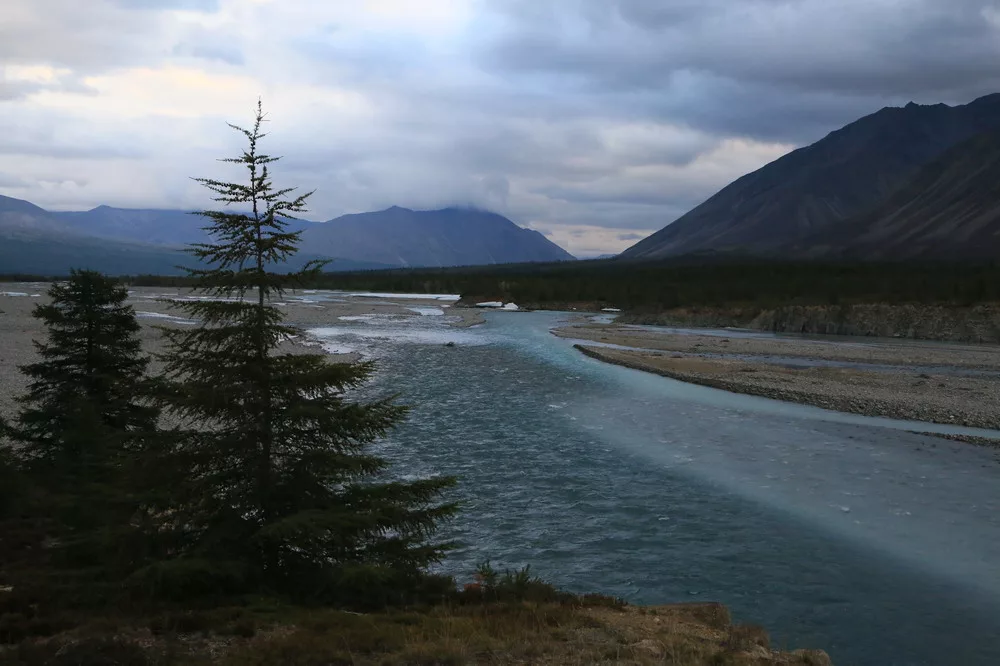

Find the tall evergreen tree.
xmin=150 ymin=102 xmax=456 ymax=603
xmin=2 ymin=270 xmax=159 ymax=594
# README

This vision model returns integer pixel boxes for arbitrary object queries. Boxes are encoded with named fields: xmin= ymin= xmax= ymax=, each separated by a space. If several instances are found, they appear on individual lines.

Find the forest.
xmin=114 ymin=258 xmax=1000 ymax=312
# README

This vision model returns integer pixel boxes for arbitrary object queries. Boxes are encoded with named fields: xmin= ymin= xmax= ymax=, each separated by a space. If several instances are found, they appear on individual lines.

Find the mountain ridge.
xmin=620 ymin=93 xmax=1000 ymax=260
xmin=0 ymin=196 xmax=573 ymax=275
xmin=300 ymin=205 xmax=574 ymax=267
xmin=796 ymin=129 xmax=1000 ymax=259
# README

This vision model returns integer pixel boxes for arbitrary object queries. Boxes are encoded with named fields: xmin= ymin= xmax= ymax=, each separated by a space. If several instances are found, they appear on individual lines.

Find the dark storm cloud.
xmin=481 ymin=0 xmax=1000 ymax=143
xmin=4 ymin=0 xmax=1000 ymax=255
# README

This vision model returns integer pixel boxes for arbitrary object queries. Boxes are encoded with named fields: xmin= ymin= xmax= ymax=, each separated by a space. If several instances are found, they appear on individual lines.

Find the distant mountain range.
xmin=300 ymin=206 xmax=574 ymax=267
xmin=0 ymin=198 xmax=573 ymax=275
xmin=11 ymin=93 xmax=1000 ymax=275
xmin=622 ymin=93 xmax=1000 ymax=261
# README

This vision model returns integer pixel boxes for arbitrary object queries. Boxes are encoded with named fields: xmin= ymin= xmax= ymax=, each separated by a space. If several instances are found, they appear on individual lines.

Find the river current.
xmin=305 ymin=306 xmax=1000 ymax=666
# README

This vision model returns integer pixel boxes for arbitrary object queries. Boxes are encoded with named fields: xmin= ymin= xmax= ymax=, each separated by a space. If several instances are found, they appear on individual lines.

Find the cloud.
xmin=487 ymin=1 xmax=1000 ymax=92
xmin=534 ymin=223 xmax=654 ymax=257
xmin=171 ymin=23 xmax=245 ymax=65
xmin=0 ymin=0 xmax=999 ymax=255
xmin=0 ymin=173 xmax=28 ymax=188
xmin=112 ymin=0 xmax=219 ymax=9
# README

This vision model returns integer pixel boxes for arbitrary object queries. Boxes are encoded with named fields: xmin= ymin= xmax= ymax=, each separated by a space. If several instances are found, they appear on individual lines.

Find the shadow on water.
xmin=312 ymin=309 xmax=1000 ymax=666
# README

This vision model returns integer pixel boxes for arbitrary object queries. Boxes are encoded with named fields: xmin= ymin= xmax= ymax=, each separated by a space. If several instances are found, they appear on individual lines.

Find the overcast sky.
xmin=2 ymin=0 xmax=999 ymax=256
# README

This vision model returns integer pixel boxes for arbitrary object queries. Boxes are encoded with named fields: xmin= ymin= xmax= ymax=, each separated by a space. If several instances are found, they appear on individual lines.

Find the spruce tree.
xmin=150 ymin=102 xmax=456 ymax=604
xmin=2 ymin=270 xmax=159 ymax=594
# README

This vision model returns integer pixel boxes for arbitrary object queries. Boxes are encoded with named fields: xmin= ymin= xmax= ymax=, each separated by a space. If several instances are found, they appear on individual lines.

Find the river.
xmin=306 ymin=307 xmax=1000 ymax=666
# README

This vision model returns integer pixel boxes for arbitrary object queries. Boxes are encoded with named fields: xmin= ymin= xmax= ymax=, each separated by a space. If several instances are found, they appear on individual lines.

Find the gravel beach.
xmin=556 ymin=322 xmax=1000 ymax=432
xmin=555 ymin=322 xmax=1000 ymax=370
xmin=0 ymin=284 xmax=480 ymax=421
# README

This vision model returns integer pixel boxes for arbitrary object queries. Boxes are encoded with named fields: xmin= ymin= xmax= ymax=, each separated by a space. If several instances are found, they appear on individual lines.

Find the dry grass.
xmin=1 ymin=599 xmax=831 ymax=665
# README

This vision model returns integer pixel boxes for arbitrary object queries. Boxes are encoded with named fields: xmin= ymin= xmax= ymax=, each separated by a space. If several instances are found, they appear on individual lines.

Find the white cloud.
xmin=0 ymin=0 xmax=997 ymax=254
xmin=531 ymin=223 xmax=653 ymax=257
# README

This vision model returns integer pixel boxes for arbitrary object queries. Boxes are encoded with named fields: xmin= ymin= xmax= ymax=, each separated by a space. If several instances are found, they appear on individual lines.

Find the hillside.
xmin=301 ymin=206 xmax=575 ymax=267
xmin=0 ymin=235 xmax=194 ymax=276
xmin=0 ymin=195 xmax=194 ymax=275
xmin=798 ymin=130 xmax=1000 ymax=259
xmin=0 ymin=197 xmax=572 ymax=274
xmin=621 ymin=93 xmax=1000 ymax=259
xmin=54 ymin=205 xmax=312 ymax=246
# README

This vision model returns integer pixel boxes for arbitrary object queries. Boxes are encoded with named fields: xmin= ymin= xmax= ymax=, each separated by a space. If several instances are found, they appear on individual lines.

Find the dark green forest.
xmin=111 ymin=259 xmax=1000 ymax=311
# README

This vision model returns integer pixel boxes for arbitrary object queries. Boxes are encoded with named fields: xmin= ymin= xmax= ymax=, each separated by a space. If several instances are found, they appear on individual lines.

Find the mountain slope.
xmin=301 ymin=206 xmax=575 ymax=267
xmin=0 ymin=197 xmax=571 ymax=274
xmin=798 ymin=130 xmax=1000 ymax=259
xmin=0 ymin=196 xmax=387 ymax=275
xmin=0 ymin=236 xmax=196 ymax=276
xmin=621 ymin=93 xmax=1000 ymax=259
xmin=0 ymin=194 xmax=76 ymax=238
xmin=54 ymin=205 xmax=315 ymax=246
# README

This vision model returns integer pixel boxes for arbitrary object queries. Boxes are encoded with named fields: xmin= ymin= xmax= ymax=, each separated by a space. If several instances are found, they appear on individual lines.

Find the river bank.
xmin=0 ymin=286 xmax=836 ymax=663
xmin=620 ymin=302 xmax=1000 ymax=343
xmin=0 ymin=285 xmax=479 ymax=420
xmin=556 ymin=322 xmax=1000 ymax=433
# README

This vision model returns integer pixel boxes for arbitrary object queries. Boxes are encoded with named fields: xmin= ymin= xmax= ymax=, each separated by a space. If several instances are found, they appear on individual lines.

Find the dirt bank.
xmin=574 ymin=344 xmax=1000 ymax=431
xmin=555 ymin=323 xmax=1000 ymax=370
xmin=621 ymin=302 xmax=1000 ymax=343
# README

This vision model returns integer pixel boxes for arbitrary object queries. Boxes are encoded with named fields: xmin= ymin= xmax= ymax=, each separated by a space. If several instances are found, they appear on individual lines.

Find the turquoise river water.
xmin=304 ymin=306 xmax=1000 ymax=666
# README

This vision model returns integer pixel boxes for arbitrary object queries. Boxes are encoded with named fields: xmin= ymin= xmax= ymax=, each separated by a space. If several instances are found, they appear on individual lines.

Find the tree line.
xmin=0 ymin=104 xmax=458 ymax=620
xmin=118 ymin=258 xmax=1000 ymax=312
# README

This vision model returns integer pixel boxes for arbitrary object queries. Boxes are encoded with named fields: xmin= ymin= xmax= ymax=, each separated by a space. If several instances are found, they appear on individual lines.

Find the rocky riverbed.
xmin=0 ymin=284 xmax=479 ymax=420
xmin=557 ymin=322 xmax=1000 ymax=434
xmin=621 ymin=302 xmax=1000 ymax=343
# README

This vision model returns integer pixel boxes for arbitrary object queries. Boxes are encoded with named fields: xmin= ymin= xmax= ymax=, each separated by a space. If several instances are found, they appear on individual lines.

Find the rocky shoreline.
xmin=620 ymin=302 xmax=1000 ymax=343
xmin=0 ymin=285 xmax=476 ymax=420
xmin=574 ymin=345 xmax=1000 ymax=431
xmin=555 ymin=322 xmax=1000 ymax=370
xmin=557 ymin=320 xmax=1000 ymax=437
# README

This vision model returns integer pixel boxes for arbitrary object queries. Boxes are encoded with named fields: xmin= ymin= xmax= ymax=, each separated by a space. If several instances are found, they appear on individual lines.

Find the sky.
xmin=2 ymin=1 xmax=999 ymax=257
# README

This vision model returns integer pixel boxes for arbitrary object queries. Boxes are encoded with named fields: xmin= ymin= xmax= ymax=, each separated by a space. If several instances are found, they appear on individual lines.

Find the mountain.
xmin=55 ymin=205 xmax=316 ymax=246
xmin=621 ymin=93 xmax=1000 ymax=260
xmin=796 ymin=130 xmax=1000 ymax=260
xmin=300 ymin=206 xmax=575 ymax=267
xmin=0 ymin=195 xmax=73 ymax=237
xmin=0 ymin=196 xmax=191 ymax=274
xmin=0 ymin=196 xmax=388 ymax=275
xmin=0 ymin=236 xmax=195 ymax=276
xmin=0 ymin=197 xmax=572 ymax=275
